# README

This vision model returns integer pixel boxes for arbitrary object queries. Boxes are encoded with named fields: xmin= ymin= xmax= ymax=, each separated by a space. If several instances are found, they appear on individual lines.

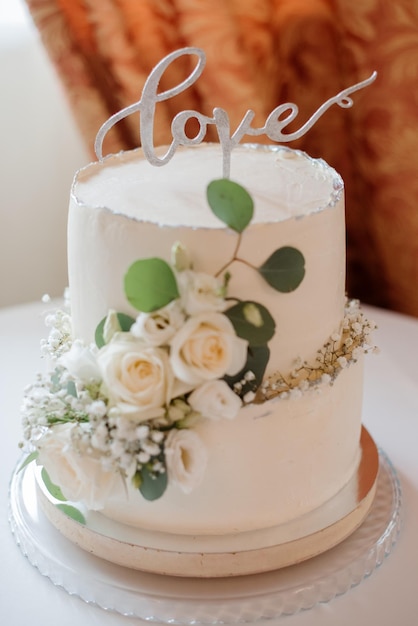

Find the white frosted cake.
xmin=21 ymin=142 xmax=375 ymax=540
xmin=67 ymin=143 xmax=364 ymax=535
xmin=20 ymin=49 xmax=378 ymax=575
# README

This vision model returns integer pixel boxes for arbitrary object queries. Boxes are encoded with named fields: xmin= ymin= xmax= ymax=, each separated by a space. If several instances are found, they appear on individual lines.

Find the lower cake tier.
xmin=99 ymin=359 xmax=364 ymax=535
xmin=33 ymin=425 xmax=378 ymax=578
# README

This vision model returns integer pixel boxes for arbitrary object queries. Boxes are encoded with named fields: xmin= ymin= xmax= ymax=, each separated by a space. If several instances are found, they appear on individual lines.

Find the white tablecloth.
xmin=1 ymin=301 xmax=417 ymax=625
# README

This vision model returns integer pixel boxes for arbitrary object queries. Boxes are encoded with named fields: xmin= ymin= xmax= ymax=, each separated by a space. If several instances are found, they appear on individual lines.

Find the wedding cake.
xmin=20 ymin=48 xmax=377 ymax=576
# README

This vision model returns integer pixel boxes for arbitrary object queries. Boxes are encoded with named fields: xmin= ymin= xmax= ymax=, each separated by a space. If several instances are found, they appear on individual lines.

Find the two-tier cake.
xmin=19 ymin=48 xmax=378 ymax=577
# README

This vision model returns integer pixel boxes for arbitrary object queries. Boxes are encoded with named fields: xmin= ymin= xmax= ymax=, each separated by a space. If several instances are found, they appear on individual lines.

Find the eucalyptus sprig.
xmin=207 ymin=179 xmax=306 ymax=293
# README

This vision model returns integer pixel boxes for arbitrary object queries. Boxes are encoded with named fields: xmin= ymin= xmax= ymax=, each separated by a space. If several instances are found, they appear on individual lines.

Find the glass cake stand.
xmin=8 ymin=448 xmax=401 ymax=623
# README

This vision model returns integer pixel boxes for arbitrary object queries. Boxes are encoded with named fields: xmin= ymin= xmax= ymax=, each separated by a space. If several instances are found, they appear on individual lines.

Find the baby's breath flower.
xmin=243 ymin=390 xmax=256 ymax=403
xmin=337 ymin=356 xmax=348 ymax=369
xmin=352 ymin=322 xmax=362 ymax=336
xmin=136 ymin=425 xmax=150 ymax=440
xmin=298 ymin=379 xmax=310 ymax=392
xmin=142 ymin=441 xmax=161 ymax=457
xmin=261 ymin=301 xmax=376 ymax=401
xmin=138 ymin=451 xmax=151 ymax=464
xmin=352 ymin=347 xmax=363 ymax=361
xmin=152 ymin=460 xmax=165 ymax=473
xmin=151 ymin=430 xmax=164 ymax=443
xmin=110 ymin=440 xmax=125 ymax=458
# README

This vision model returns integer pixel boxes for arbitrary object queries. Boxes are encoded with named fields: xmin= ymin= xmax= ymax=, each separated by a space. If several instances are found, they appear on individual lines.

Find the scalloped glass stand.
xmin=9 ymin=450 xmax=401 ymax=624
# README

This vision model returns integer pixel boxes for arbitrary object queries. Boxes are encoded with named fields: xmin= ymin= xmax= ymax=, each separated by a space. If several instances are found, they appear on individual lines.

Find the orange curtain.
xmin=24 ymin=0 xmax=418 ymax=317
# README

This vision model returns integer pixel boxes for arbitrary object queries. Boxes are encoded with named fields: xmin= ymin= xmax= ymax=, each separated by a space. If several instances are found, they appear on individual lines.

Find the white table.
xmin=1 ymin=300 xmax=417 ymax=625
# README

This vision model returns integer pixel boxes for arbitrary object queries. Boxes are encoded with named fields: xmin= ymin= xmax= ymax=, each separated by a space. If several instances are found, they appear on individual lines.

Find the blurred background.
xmin=0 ymin=0 xmax=87 ymax=307
xmin=1 ymin=0 xmax=418 ymax=318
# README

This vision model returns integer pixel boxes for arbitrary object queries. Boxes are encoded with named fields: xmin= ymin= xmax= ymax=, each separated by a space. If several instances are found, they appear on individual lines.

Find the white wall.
xmin=0 ymin=1 xmax=89 ymax=307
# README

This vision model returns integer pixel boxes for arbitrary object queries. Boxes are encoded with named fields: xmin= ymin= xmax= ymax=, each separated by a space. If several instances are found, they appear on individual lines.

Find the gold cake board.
xmin=36 ymin=427 xmax=379 ymax=578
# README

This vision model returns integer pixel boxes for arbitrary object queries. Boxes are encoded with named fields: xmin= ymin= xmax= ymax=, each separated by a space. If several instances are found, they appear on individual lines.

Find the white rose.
xmin=164 ymin=428 xmax=207 ymax=494
xmin=59 ymin=341 xmax=101 ymax=383
xmin=177 ymin=270 xmax=226 ymax=315
xmin=188 ymin=380 xmax=242 ymax=420
xmin=97 ymin=337 xmax=173 ymax=423
xmin=170 ymin=312 xmax=248 ymax=385
xmin=37 ymin=424 xmax=118 ymax=510
xmin=131 ymin=300 xmax=185 ymax=346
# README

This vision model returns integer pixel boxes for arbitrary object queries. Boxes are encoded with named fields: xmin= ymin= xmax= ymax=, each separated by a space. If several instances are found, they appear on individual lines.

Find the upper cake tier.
xmin=69 ymin=142 xmax=345 ymax=379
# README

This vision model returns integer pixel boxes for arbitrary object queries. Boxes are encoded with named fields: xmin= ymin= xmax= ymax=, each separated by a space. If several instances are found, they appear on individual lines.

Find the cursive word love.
xmin=95 ymin=47 xmax=376 ymax=178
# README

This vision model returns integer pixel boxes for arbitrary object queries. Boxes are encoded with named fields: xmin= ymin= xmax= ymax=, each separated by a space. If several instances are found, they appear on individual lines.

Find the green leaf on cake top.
xmin=207 ymin=179 xmax=254 ymax=233
xmin=125 ymin=258 xmax=180 ymax=312
xmin=259 ymin=247 xmax=305 ymax=293
xmin=224 ymin=301 xmax=275 ymax=346
xmin=207 ymin=179 xmax=305 ymax=295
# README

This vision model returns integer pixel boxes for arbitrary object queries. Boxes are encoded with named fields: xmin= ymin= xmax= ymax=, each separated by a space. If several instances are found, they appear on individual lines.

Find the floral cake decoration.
xmin=19 ymin=48 xmax=378 ymax=522
xmin=20 ymin=179 xmax=308 ymax=510
xmin=20 ymin=178 xmax=377 ymax=520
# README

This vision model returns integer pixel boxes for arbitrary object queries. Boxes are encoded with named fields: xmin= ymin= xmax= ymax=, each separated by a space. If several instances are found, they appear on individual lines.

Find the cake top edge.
xmin=71 ymin=143 xmax=344 ymax=228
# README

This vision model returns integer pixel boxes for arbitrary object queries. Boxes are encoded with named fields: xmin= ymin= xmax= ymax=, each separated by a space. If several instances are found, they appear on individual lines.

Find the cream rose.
xmin=164 ymin=428 xmax=207 ymax=494
xmin=131 ymin=300 xmax=185 ymax=346
xmin=97 ymin=337 xmax=173 ymax=422
xmin=188 ymin=380 xmax=242 ymax=420
xmin=170 ymin=312 xmax=248 ymax=385
xmin=37 ymin=424 xmax=119 ymax=510
xmin=177 ymin=270 xmax=226 ymax=315
xmin=59 ymin=341 xmax=101 ymax=383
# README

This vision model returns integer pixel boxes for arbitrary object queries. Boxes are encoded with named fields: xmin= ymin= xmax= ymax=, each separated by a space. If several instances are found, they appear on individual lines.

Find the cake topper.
xmin=95 ymin=47 xmax=376 ymax=178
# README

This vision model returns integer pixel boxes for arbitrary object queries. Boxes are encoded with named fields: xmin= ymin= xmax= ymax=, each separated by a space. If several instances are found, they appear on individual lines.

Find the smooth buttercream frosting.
xmin=62 ymin=142 xmax=363 ymax=535
xmin=69 ymin=143 xmax=346 ymax=378
xmin=74 ymin=144 xmax=342 ymax=226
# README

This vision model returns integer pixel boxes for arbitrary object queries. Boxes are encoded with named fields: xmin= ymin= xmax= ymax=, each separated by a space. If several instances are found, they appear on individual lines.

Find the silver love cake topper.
xmin=95 ymin=47 xmax=376 ymax=178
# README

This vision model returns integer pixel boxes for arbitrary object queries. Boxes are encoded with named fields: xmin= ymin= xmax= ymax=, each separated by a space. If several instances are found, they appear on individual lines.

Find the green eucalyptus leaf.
xmin=207 ymin=179 xmax=253 ymax=233
xmin=66 ymin=380 xmax=77 ymax=398
xmin=41 ymin=467 xmax=67 ymax=501
xmin=224 ymin=345 xmax=270 ymax=398
xmin=225 ymin=301 xmax=275 ymax=346
xmin=259 ymin=246 xmax=305 ymax=292
xmin=56 ymin=504 xmax=86 ymax=525
xmin=124 ymin=258 xmax=179 ymax=312
xmin=95 ymin=312 xmax=136 ymax=348
xmin=18 ymin=451 xmax=38 ymax=473
xmin=139 ymin=464 xmax=168 ymax=501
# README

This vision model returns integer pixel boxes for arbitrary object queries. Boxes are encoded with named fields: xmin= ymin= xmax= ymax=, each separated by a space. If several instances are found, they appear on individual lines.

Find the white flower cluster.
xmin=21 ymin=264 xmax=248 ymax=506
xmin=260 ymin=300 xmax=377 ymax=401
xmin=40 ymin=309 xmax=72 ymax=359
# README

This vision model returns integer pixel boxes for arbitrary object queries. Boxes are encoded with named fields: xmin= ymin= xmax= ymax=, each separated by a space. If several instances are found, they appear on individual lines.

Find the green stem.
xmin=235 ymin=257 xmax=257 ymax=270
xmin=214 ymin=233 xmax=257 ymax=277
